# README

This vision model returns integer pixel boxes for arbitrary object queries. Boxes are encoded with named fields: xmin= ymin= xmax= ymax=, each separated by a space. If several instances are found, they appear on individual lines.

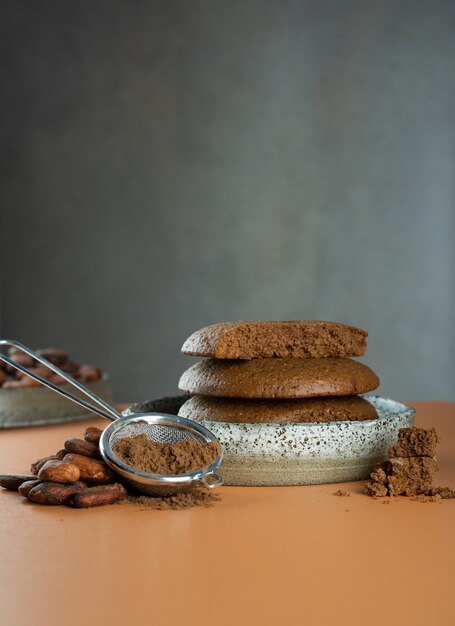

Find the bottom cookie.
xmin=178 ymin=394 xmax=378 ymax=423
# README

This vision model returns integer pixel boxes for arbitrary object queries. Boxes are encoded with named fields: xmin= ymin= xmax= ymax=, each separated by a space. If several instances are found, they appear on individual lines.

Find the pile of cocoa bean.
xmin=0 ymin=426 xmax=126 ymax=508
xmin=0 ymin=346 xmax=102 ymax=390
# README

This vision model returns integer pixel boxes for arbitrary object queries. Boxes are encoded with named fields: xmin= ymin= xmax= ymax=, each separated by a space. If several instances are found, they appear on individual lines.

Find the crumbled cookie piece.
xmin=367 ymin=457 xmax=438 ymax=497
xmin=428 ymin=486 xmax=455 ymax=499
xmin=388 ymin=427 xmax=439 ymax=458
xmin=365 ymin=481 xmax=388 ymax=498
xmin=366 ymin=426 xmax=454 ymax=501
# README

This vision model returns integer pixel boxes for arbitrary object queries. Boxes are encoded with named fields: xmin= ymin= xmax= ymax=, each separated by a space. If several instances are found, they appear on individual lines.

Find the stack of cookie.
xmin=178 ymin=321 xmax=380 ymax=423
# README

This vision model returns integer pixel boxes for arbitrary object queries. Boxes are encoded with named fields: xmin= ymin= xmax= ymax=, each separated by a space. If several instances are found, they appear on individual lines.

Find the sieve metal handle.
xmin=0 ymin=339 xmax=122 ymax=422
xmin=198 ymin=472 xmax=223 ymax=489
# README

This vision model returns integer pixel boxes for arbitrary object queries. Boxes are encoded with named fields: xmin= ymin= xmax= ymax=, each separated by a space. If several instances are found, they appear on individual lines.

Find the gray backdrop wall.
xmin=1 ymin=0 xmax=454 ymax=403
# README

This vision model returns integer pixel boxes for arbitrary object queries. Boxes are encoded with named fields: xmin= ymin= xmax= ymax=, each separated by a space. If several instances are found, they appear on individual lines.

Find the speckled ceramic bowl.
xmin=123 ymin=395 xmax=414 ymax=486
xmin=0 ymin=374 xmax=113 ymax=428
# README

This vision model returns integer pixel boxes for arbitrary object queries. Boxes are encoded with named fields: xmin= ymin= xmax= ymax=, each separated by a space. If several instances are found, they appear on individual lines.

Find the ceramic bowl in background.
xmin=0 ymin=373 xmax=113 ymax=428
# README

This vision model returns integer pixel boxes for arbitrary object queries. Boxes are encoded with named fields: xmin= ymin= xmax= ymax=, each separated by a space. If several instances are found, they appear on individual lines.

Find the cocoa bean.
xmin=2 ymin=351 xmax=33 ymax=375
xmin=70 ymin=484 xmax=126 ymax=508
xmin=9 ymin=353 xmax=35 ymax=368
xmin=31 ymin=454 xmax=65 ymax=475
xmin=0 ymin=474 xmax=38 ymax=491
xmin=2 ymin=377 xmax=41 ymax=389
xmin=28 ymin=481 xmax=86 ymax=505
xmin=48 ymin=373 xmax=69 ymax=385
xmin=38 ymin=460 xmax=81 ymax=483
xmin=36 ymin=348 xmax=68 ymax=366
xmin=83 ymin=426 xmax=103 ymax=444
xmin=62 ymin=361 xmax=80 ymax=375
xmin=77 ymin=365 xmax=101 ymax=382
xmin=1 ymin=374 xmax=16 ymax=384
xmin=7 ymin=346 xmax=22 ymax=356
xmin=63 ymin=453 xmax=114 ymax=484
xmin=16 ymin=366 xmax=50 ymax=380
xmin=18 ymin=479 xmax=43 ymax=497
xmin=64 ymin=438 xmax=101 ymax=459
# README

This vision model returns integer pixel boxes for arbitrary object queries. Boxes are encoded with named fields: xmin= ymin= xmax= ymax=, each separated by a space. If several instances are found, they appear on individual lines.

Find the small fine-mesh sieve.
xmin=0 ymin=340 xmax=223 ymax=496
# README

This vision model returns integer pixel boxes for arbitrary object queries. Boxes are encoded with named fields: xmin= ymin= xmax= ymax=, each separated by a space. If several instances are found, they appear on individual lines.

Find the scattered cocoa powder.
xmin=411 ymin=494 xmax=442 ymax=503
xmin=430 ymin=486 xmax=455 ymax=499
xmin=333 ymin=489 xmax=350 ymax=497
xmin=112 ymin=433 xmax=219 ymax=475
xmin=410 ymin=487 xmax=455 ymax=502
xmin=125 ymin=489 xmax=220 ymax=510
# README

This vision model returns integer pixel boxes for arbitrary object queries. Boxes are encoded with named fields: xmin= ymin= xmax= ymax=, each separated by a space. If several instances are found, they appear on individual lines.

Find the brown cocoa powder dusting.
xmin=333 ymin=489 xmax=350 ymax=497
xmin=112 ymin=434 xmax=219 ymax=475
xmin=125 ymin=489 xmax=220 ymax=510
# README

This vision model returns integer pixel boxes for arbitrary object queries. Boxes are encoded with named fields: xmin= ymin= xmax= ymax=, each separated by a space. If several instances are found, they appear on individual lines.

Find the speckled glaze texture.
xmin=201 ymin=396 xmax=414 ymax=485
xmin=124 ymin=395 xmax=414 ymax=486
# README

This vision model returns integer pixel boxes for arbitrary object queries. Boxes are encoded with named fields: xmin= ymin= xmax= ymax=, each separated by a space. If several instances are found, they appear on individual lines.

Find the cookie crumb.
xmin=429 ymin=486 xmax=455 ymax=499
xmin=333 ymin=489 xmax=350 ymax=497
xmin=389 ymin=427 xmax=439 ymax=458
xmin=411 ymin=494 xmax=442 ymax=503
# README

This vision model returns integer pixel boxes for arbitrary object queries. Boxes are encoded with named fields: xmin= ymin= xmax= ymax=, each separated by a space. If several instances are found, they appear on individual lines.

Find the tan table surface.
xmin=1 ymin=401 xmax=454 ymax=626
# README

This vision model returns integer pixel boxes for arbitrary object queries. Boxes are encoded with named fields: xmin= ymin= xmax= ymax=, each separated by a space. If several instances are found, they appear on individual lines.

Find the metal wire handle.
xmin=0 ymin=339 xmax=121 ymax=421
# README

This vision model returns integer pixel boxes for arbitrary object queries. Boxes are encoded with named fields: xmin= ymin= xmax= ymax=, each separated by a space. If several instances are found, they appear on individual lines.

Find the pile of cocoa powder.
xmin=0 ymin=426 xmax=221 ymax=510
xmin=112 ymin=432 xmax=219 ymax=475
xmin=125 ymin=490 xmax=220 ymax=510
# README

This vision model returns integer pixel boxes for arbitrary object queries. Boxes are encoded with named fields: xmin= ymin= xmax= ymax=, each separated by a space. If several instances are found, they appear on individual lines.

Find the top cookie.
xmin=181 ymin=320 xmax=367 ymax=359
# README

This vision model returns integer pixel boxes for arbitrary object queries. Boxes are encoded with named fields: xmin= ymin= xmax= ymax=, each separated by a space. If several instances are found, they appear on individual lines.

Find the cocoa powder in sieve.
xmin=112 ymin=433 xmax=219 ymax=475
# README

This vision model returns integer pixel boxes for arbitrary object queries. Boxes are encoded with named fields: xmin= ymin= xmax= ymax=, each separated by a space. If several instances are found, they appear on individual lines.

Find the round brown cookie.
xmin=181 ymin=320 xmax=367 ymax=359
xmin=178 ymin=357 xmax=380 ymax=399
xmin=178 ymin=395 xmax=378 ymax=423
